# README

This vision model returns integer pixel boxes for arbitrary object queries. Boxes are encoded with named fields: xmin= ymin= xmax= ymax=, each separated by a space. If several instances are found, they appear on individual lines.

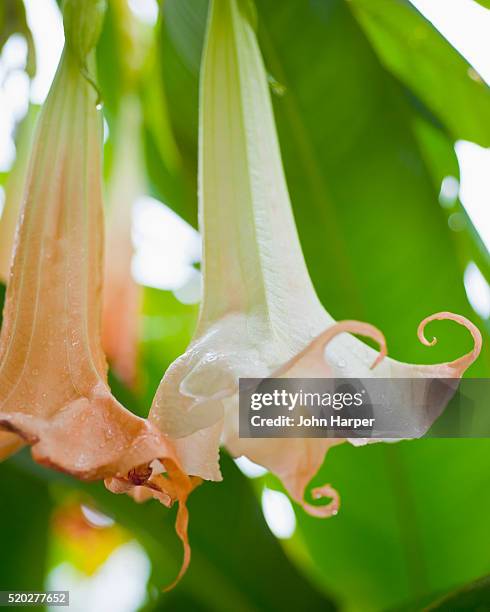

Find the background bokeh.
xmin=0 ymin=1 xmax=490 ymax=610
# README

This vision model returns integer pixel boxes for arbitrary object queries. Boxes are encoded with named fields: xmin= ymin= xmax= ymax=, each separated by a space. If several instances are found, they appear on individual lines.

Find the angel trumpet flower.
xmin=102 ymin=0 xmax=153 ymax=388
xmin=0 ymin=0 xmax=196 ymax=585
xmin=0 ymin=108 xmax=40 ymax=462
xmin=102 ymin=95 xmax=142 ymax=387
xmin=149 ymin=0 xmax=482 ymax=515
xmin=0 ymin=106 xmax=39 ymax=284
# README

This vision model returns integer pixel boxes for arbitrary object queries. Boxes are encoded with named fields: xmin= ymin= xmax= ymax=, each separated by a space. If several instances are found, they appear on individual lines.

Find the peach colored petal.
xmin=273 ymin=320 xmax=388 ymax=378
xmin=417 ymin=311 xmax=482 ymax=376
xmin=0 ymin=50 xmax=194 ymax=587
xmin=102 ymin=253 xmax=140 ymax=387
xmin=224 ymin=314 xmax=481 ymax=516
xmin=102 ymin=96 xmax=143 ymax=388
xmin=306 ymin=484 xmax=341 ymax=518
xmin=0 ymin=431 xmax=24 ymax=461
xmin=0 ymin=106 xmax=39 ymax=284
xmin=107 ymin=458 xmax=200 ymax=590
xmin=225 ymin=321 xmax=386 ymax=517
xmin=0 ymin=53 xmax=167 ymax=481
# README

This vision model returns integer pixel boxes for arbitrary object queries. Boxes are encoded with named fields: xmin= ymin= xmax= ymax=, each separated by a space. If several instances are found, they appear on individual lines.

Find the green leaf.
xmin=139 ymin=288 xmax=199 ymax=411
xmin=348 ymin=0 xmax=490 ymax=146
xmin=413 ymin=117 xmax=490 ymax=289
xmin=291 ymin=439 xmax=490 ymax=611
xmin=0 ymin=462 xmax=52 ymax=593
xmin=426 ymin=574 xmax=490 ymax=610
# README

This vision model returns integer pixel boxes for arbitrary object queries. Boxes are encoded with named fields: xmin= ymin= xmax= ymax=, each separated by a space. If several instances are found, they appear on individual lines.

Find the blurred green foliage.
xmin=427 ymin=574 xmax=490 ymax=610
xmin=1 ymin=0 xmax=490 ymax=610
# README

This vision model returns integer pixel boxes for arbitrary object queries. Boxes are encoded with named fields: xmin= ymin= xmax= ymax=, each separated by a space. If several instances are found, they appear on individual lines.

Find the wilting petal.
xmin=102 ymin=95 xmax=142 ymax=387
xmin=149 ymin=0 xmax=482 ymax=516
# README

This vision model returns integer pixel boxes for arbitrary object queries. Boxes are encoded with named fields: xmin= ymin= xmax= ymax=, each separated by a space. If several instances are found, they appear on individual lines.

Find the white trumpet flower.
xmin=149 ymin=0 xmax=481 ymax=515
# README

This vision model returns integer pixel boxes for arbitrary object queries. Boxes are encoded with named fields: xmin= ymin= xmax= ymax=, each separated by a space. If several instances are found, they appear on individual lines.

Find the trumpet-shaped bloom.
xmin=148 ymin=0 xmax=482 ymax=515
xmin=0 ymin=106 xmax=39 ymax=284
xmin=0 ymin=1 xmax=195 ymax=584
xmin=0 ymin=108 xmax=40 ymax=462
xmin=102 ymin=95 xmax=142 ymax=387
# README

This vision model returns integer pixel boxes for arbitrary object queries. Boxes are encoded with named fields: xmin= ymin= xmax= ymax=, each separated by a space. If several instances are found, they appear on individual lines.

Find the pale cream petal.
xmin=173 ymin=420 xmax=224 ymax=482
xmin=150 ymin=0 xmax=484 ymax=517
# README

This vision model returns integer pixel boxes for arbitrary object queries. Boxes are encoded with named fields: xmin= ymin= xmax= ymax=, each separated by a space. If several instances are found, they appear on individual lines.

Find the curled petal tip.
xmin=369 ymin=346 xmax=387 ymax=371
xmin=417 ymin=311 xmax=482 ymax=376
xmin=273 ymin=319 xmax=388 ymax=378
xmin=333 ymin=321 xmax=387 ymax=371
xmin=301 ymin=483 xmax=340 ymax=518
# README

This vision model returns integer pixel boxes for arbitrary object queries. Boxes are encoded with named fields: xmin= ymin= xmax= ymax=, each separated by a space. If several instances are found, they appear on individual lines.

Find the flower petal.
xmin=0 ymin=431 xmax=24 ymax=462
xmin=224 ymin=320 xmax=385 ymax=516
xmin=0 ymin=53 xmax=165 ymax=480
xmin=149 ymin=0 xmax=483 ymax=521
xmin=0 ymin=106 xmax=39 ymax=284
xmin=0 ymin=49 xmax=194 ymax=585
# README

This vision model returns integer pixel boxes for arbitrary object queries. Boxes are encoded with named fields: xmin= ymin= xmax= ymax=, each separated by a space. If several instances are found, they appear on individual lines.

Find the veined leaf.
xmin=348 ymin=0 xmax=490 ymax=146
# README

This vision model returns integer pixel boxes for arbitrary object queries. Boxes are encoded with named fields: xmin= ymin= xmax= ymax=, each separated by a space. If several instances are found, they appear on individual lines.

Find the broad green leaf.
xmin=426 ymin=574 xmax=490 ymax=610
xmin=413 ymin=117 xmax=490 ymax=290
xmin=0 ymin=462 xmax=52 ymax=593
xmin=139 ymin=288 xmax=199 ymax=411
xmin=289 ymin=439 xmax=490 ymax=611
xmin=348 ymin=0 xmax=490 ymax=146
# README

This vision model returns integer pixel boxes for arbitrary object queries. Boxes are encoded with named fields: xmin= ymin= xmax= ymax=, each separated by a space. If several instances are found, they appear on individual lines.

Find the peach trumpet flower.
xmin=148 ymin=0 xmax=482 ymax=516
xmin=0 ymin=108 xmax=40 ymax=462
xmin=102 ymin=95 xmax=142 ymax=388
xmin=0 ymin=0 xmax=196 ymax=585
xmin=0 ymin=106 xmax=39 ymax=284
